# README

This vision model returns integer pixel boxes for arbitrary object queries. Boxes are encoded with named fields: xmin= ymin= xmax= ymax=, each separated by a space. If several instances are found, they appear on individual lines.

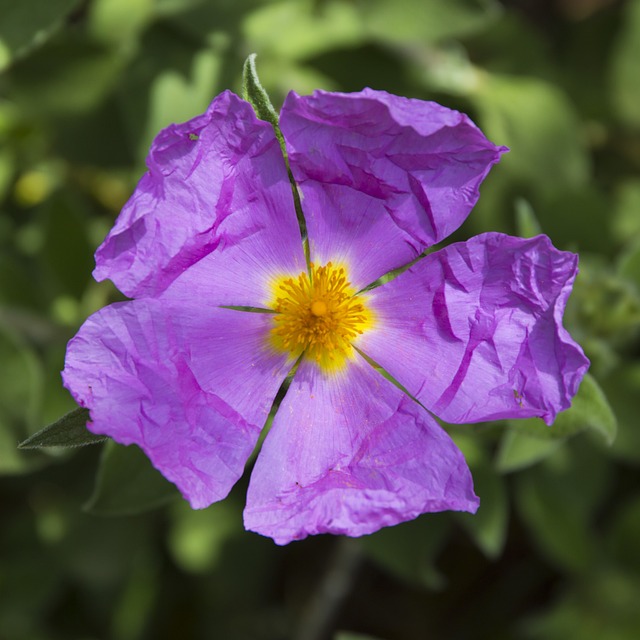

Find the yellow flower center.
xmin=269 ymin=262 xmax=374 ymax=372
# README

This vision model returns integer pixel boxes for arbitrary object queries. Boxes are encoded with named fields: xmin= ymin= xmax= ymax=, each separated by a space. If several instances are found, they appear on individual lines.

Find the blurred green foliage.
xmin=2 ymin=0 xmax=640 ymax=639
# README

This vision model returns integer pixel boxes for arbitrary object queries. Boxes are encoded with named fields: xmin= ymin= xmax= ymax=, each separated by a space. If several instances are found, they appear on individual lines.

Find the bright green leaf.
xmin=168 ymin=501 xmax=240 ymax=574
xmin=496 ymin=430 xmax=563 ymax=474
xmin=142 ymin=45 xmax=222 ymax=160
xmin=84 ymin=441 xmax=178 ymax=516
xmin=244 ymin=0 xmax=364 ymax=60
xmin=514 ymin=198 xmax=543 ymax=238
xmin=503 ymin=374 xmax=617 ymax=445
xmin=560 ymin=373 xmax=618 ymax=444
xmin=364 ymin=0 xmax=502 ymax=45
xmin=88 ymin=0 xmax=154 ymax=46
xmin=473 ymin=74 xmax=589 ymax=195
xmin=18 ymin=407 xmax=105 ymax=449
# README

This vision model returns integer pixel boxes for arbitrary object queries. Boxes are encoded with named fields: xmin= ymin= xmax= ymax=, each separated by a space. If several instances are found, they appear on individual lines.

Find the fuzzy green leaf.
xmin=18 ymin=407 xmax=106 ymax=449
xmin=241 ymin=53 xmax=280 ymax=130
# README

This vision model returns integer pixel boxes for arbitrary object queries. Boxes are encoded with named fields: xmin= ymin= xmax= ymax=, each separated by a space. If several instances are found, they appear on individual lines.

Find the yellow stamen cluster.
xmin=270 ymin=263 xmax=373 ymax=372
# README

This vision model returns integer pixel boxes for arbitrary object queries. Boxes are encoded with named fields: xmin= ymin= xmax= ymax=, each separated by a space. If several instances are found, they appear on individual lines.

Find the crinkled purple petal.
xmin=94 ymin=91 xmax=305 ymax=303
xmin=243 ymin=355 xmax=478 ymax=545
xmin=280 ymin=88 xmax=506 ymax=288
xmin=356 ymin=232 xmax=590 ymax=425
xmin=62 ymin=301 xmax=292 ymax=508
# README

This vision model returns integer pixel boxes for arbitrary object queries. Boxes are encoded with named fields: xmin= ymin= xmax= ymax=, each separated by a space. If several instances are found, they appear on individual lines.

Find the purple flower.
xmin=62 ymin=89 xmax=589 ymax=545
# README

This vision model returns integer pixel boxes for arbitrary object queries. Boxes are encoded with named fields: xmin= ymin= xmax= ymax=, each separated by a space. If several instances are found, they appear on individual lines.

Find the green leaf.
xmin=473 ymin=74 xmax=589 ymax=195
xmin=241 ymin=53 xmax=280 ymax=131
xmin=496 ymin=430 xmax=563 ymax=474
xmin=167 ymin=501 xmax=240 ymax=574
xmin=0 ymin=0 xmax=81 ymax=71
xmin=10 ymin=36 xmax=127 ymax=116
xmin=40 ymin=190 xmax=95 ymax=298
xmin=497 ymin=372 xmax=617 ymax=473
xmin=142 ymin=45 xmax=222 ymax=159
xmin=455 ymin=463 xmax=509 ymax=558
xmin=504 ymin=373 xmax=617 ymax=445
xmin=244 ymin=0 xmax=364 ymax=60
xmin=560 ymin=373 xmax=618 ymax=443
xmin=514 ymin=198 xmax=543 ymax=238
xmin=613 ymin=180 xmax=640 ymax=245
xmin=515 ymin=469 xmax=594 ymax=574
xmin=88 ymin=0 xmax=154 ymax=46
xmin=364 ymin=0 xmax=502 ymax=45
xmin=84 ymin=440 xmax=178 ymax=516
xmin=514 ymin=443 xmax=609 ymax=573
xmin=18 ymin=407 xmax=106 ymax=449
xmin=0 ymin=328 xmax=43 ymax=431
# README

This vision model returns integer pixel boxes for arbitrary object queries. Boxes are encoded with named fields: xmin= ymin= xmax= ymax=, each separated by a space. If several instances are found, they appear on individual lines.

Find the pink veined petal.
xmin=94 ymin=91 xmax=305 ymax=304
xmin=280 ymin=88 xmax=506 ymax=289
xmin=62 ymin=301 xmax=293 ymax=508
xmin=243 ymin=355 xmax=478 ymax=545
xmin=356 ymin=232 xmax=590 ymax=426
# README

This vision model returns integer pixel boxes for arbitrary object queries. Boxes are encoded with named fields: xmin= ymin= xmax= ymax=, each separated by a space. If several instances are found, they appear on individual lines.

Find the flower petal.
xmin=62 ymin=301 xmax=292 ymax=508
xmin=243 ymin=355 xmax=478 ymax=545
xmin=357 ymin=233 xmax=590 ymax=425
xmin=94 ymin=91 xmax=305 ymax=303
xmin=280 ymin=88 xmax=506 ymax=288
